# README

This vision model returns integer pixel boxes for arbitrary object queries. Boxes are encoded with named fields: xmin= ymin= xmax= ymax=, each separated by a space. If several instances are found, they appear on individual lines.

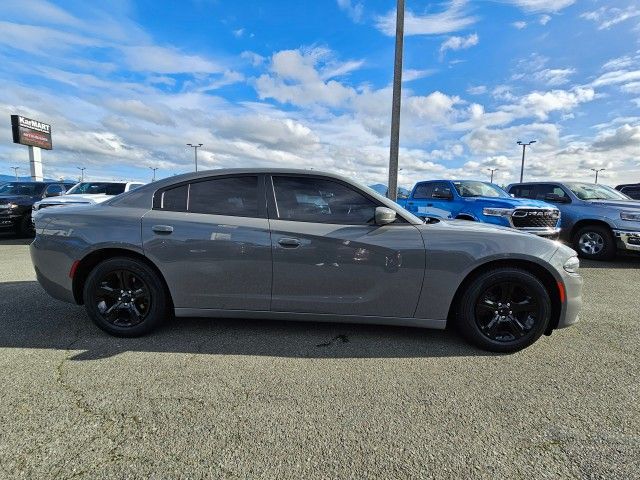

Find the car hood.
xmin=40 ymin=194 xmax=110 ymax=205
xmin=461 ymin=196 xmax=556 ymax=209
xmin=587 ymin=199 xmax=640 ymax=210
xmin=0 ymin=194 xmax=37 ymax=205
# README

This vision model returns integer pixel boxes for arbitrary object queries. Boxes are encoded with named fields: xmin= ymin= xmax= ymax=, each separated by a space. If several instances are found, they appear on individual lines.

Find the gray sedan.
xmin=30 ymin=169 xmax=583 ymax=352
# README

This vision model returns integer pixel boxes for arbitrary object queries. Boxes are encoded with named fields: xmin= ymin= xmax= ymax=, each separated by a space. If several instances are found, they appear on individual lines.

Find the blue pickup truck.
xmin=397 ymin=179 xmax=561 ymax=238
xmin=507 ymin=181 xmax=640 ymax=260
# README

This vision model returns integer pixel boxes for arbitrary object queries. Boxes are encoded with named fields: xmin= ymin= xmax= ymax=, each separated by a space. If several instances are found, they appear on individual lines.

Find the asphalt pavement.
xmin=0 ymin=233 xmax=638 ymax=479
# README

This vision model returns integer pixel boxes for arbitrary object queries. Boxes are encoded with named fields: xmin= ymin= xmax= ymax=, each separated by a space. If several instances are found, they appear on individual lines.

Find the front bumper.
xmin=613 ymin=230 xmax=640 ymax=252
xmin=519 ymin=226 xmax=561 ymax=239
xmin=556 ymin=269 xmax=583 ymax=329
xmin=0 ymin=212 xmax=21 ymax=229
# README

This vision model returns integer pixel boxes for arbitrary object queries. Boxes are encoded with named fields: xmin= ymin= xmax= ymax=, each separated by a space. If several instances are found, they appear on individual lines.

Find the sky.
xmin=0 ymin=0 xmax=639 ymax=188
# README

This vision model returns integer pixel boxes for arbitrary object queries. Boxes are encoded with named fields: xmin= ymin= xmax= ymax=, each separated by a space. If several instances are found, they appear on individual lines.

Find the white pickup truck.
xmin=33 ymin=181 xmax=144 ymax=213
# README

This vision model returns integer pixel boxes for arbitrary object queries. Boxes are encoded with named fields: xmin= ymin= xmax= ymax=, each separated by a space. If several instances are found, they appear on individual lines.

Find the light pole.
xmin=11 ymin=166 xmax=20 ymax=180
xmin=590 ymin=168 xmax=605 ymax=183
xmin=487 ymin=168 xmax=498 ymax=183
xmin=517 ymin=140 xmax=536 ymax=183
xmin=77 ymin=166 xmax=86 ymax=181
xmin=149 ymin=167 xmax=159 ymax=182
xmin=387 ymin=0 xmax=405 ymax=201
xmin=187 ymin=143 xmax=203 ymax=172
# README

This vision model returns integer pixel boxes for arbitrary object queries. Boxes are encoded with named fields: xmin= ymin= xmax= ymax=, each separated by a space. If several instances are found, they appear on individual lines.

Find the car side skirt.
xmin=174 ymin=308 xmax=447 ymax=330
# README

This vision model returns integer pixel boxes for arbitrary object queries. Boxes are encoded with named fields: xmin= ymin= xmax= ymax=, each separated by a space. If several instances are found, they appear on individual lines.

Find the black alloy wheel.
xmin=456 ymin=268 xmax=551 ymax=353
xmin=83 ymin=257 xmax=169 ymax=336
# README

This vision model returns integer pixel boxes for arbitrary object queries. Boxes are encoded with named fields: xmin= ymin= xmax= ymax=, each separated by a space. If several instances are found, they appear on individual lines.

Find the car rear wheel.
xmin=83 ymin=257 xmax=169 ymax=337
xmin=455 ymin=268 xmax=551 ymax=353
xmin=573 ymin=225 xmax=615 ymax=261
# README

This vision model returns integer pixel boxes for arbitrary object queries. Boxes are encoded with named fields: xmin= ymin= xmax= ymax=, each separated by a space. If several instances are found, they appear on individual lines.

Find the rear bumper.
xmin=613 ymin=229 xmax=640 ymax=252
xmin=30 ymin=236 xmax=76 ymax=304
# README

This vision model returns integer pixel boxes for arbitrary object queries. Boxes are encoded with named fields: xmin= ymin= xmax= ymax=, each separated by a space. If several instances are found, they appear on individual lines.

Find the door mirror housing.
xmin=45 ymin=190 xmax=63 ymax=198
xmin=375 ymin=207 xmax=397 ymax=225
xmin=432 ymin=190 xmax=453 ymax=200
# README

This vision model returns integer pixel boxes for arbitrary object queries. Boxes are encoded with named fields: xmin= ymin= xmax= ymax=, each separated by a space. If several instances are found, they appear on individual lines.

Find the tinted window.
xmin=413 ymin=183 xmax=433 ymax=199
xmin=45 ymin=184 xmax=64 ymax=195
xmin=188 ymin=176 xmax=258 ymax=217
xmin=161 ymin=184 xmax=188 ymax=211
xmin=431 ymin=182 xmax=452 ymax=198
xmin=273 ymin=176 xmax=377 ymax=224
xmin=66 ymin=182 xmax=126 ymax=195
xmin=621 ymin=187 xmax=640 ymax=199
xmin=453 ymin=181 xmax=507 ymax=198
xmin=510 ymin=185 xmax=538 ymax=199
xmin=0 ymin=182 xmax=46 ymax=196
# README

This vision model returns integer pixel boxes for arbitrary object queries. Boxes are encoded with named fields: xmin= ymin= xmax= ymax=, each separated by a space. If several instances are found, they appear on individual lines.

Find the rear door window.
xmin=188 ymin=176 xmax=259 ymax=217
xmin=412 ymin=183 xmax=434 ymax=199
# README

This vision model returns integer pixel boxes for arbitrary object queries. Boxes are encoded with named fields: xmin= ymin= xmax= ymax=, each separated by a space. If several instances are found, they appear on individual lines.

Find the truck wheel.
xmin=573 ymin=225 xmax=615 ymax=261
xmin=454 ymin=268 xmax=551 ymax=353
xmin=83 ymin=257 xmax=169 ymax=337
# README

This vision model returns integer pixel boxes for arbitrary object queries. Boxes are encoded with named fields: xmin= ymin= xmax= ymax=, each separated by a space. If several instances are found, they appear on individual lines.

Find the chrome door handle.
xmin=152 ymin=225 xmax=173 ymax=234
xmin=278 ymin=237 xmax=301 ymax=248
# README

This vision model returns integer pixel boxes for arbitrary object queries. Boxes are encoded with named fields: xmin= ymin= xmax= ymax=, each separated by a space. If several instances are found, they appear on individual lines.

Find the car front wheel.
xmin=455 ymin=268 xmax=551 ymax=353
xmin=83 ymin=257 xmax=169 ymax=337
xmin=573 ymin=225 xmax=615 ymax=261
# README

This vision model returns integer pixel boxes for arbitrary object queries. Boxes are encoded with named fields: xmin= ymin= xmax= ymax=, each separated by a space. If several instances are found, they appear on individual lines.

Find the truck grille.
xmin=511 ymin=209 xmax=559 ymax=228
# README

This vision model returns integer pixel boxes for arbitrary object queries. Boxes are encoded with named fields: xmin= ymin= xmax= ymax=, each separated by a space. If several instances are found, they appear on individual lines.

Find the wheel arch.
xmin=446 ymin=259 xmax=562 ymax=335
xmin=72 ymin=248 xmax=173 ymax=309
xmin=455 ymin=213 xmax=476 ymax=221
xmin=569 ymin=219 xmax=614 ymax=240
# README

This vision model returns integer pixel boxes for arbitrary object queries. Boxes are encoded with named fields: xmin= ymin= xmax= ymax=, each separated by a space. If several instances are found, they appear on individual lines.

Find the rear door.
xmin=267 ymin=175 xmax=425 ymax=318
xmin=142 ymin=174 xmax=272 ymax=311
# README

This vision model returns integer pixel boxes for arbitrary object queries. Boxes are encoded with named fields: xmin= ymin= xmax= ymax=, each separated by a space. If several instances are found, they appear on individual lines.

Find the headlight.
xmin=563 ymin=256 xmax=580 ymax=274
xmin=7 ymin=203 xmax=19 ymax=209
xmin=483 ymin=207 xmax=512 ymax=217
xmin=620 ymin=211 xmax=640 ymax=222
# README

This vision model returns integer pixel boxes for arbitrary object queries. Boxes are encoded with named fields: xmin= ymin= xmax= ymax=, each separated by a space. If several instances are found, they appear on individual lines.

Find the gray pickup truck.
xmin=507 ymin=182 xmax=640 ymax=261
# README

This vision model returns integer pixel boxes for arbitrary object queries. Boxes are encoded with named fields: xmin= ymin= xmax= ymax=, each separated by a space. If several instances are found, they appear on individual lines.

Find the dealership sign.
xmin=11 ymin=115 xmax=53 ymax=150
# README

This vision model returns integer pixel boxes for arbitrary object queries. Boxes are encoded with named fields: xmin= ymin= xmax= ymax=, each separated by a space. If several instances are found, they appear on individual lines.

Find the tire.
xmin=83 ymin=257 xmax=169 ymax=337
xmin=572 ymin=224 xmax=616 ymax=261
xmin=18 ymin=214 xmax=35 ymax=237
xmin=454 ymin=268 xmax=551 ymax=353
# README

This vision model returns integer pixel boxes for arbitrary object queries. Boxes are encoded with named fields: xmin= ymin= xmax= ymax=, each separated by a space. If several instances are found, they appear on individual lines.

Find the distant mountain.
xmin=368 ymin=183 xmax=411 ymax=198
xmin=0 ymin=174 xmax=76 ymax=183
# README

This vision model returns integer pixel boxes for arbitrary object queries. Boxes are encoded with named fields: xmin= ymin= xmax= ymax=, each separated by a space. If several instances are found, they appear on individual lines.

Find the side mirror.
xmin=45 ymin=190 xmax=63 ymax=197
xmin=432 ymin=190 xmax=453 ymax=200
xmin=375 ymin=207 xmax=397 ymax=225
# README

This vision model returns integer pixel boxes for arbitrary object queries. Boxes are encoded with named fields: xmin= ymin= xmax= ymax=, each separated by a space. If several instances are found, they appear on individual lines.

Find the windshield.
xmin=66 ymin=182 xmax=127 ymax=195
xmin=565 ymin=182 xmax=631 ymax=201
xmin=453 ymin=181 xmax=509 ymax=198
xmin=0 ymin=182 xmax=46 ymax=196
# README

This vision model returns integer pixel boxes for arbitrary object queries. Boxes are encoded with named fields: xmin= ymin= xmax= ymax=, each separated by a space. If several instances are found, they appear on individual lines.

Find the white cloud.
xmin=501 ymin=0 xmax=575 ymax=13
xmin=232 ymin=28 xmax=245 ymax=38
xmin=467 ymin=85 xmax=487 ymax=95
xmin=336 ymin=0 xmax=364 ymax=23
xmin=581 ymin=6 xmax=640 ymax=30
xmin=539 ymin=14 xmax=552 ymax=25
xmin=376 ymin=1 xmax=477 ymax=36
xmin=403 ymin=69 xmax=437 ymax=82
xmin=532 ymin=68 xmax=576 ymax=86
xmin=592 ymin=70 xmax=640 ymax=87
xmin=439 ymin=33 xmax=479 ymax=56
xmin=254 ymin=49 xmax=357 ymax=108
xmin=121 ymin=46 xmax=224 ymax=74
xmin=512 ymin=21 xmax=527 ymax=29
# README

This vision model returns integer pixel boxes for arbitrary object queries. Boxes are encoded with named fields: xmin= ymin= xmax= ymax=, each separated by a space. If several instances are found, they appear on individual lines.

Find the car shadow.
xmin=580 ymin=254 xmax=640 ymax=269
xmin=0 ymin=281 xmax=492 ymax=360
xmin=0 ymin=232 xmax=32 ymax=245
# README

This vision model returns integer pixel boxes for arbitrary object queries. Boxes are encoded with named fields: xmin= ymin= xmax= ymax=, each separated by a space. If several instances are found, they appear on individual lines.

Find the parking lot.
xmin=0 ymin=234 xmax=638 ymax=479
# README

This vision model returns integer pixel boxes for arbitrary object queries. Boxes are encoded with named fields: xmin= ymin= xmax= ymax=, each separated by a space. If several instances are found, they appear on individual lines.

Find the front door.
xmin=142 ymin=174 xmax=272 ymax=311
xmin=268 ymin=175 xmax=425 ymax=318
